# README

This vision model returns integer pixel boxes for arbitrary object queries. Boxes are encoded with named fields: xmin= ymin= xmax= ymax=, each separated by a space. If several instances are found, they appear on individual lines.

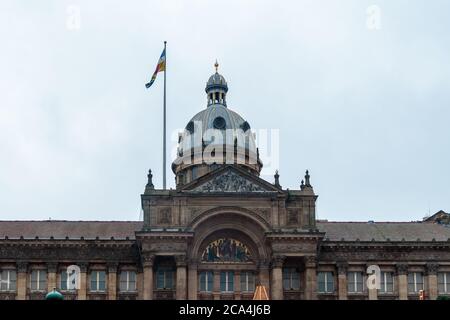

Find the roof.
xmin=317 ymin=221 xmax=450 ymax=242
xmin=0 ymin=221 xmax=142 ymax=240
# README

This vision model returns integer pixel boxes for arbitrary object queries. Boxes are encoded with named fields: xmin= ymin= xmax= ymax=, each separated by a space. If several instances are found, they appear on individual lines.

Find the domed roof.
xmin=45 ymin=288 xmax=64 ymax=300
xmin=179 ymin=104 xmax=256 ymax=157
xmin=205 ymin=72 xmax=228 ymax=93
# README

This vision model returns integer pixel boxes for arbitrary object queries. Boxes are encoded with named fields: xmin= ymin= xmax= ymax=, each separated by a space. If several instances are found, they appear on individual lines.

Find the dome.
xmin=206 ymin=72 xmax=228 ymax=93
xmin=45 ymin=288 xmax=64 ymax=300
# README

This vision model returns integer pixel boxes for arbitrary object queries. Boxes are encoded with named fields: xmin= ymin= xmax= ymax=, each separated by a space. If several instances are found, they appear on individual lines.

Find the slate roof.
xmin=0 ymin=220 xmax=449 ymax=242
xmin=0 ymin=221 xmax=143 ymax=240
xmin=317 ymin=221 xmax=450 ymax=242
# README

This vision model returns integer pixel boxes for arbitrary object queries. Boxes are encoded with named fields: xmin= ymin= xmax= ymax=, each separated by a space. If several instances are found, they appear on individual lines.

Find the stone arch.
xmin=188 ymin=210 xmax=271 ymax=263
xmin=187 ymin=206 xmax=272 ymax=232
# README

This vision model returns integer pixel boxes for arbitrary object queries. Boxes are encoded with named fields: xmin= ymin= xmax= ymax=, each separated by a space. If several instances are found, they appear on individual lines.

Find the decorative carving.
xmin=426 ymin=263 xmax=439 ymax=275
xmin=192 ymin=169 xmax=267 ymax=192
xmin=304 ymin=256 xmax=317 ymax=268
xmin=188 ymin=207 xmax=204 ymax=220
xmin=141 ymin=254 xmax=155 ymax=267
xmin=396 ymin=263 xmax=408 ymax=275
xmin=79 ymin=262 xmax=88 ymax=273
xmin=253 ymin=208 xmax=270 ymax=221
xmin=336 ymin=261 xmax=348 ymax=275
xmin=271 ymin=255 xmax=286 ymax=268
xmin=158 ymin=208 xmax=172 ymax=224
xmin=202 ymin=238 xmax=252 ymax=263
xmin=47 ymin=262 xmax=58 ymax=273
xmin=175 ymin=255 xmax=187 ymax=267
xmin=17 ymin=261 xmax=28 ymax=273
xmin=107 ymin=262 xmax=119 ymax=273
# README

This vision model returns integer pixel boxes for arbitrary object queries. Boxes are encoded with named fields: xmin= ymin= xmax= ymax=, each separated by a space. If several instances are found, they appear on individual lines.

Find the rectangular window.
xmin=119 ymin=271 xmax=137 ymax=292
xmin=30 ymin=270 xmax=47 ymax=291
xmin=438 ymin=272 xmax=450 ymax=294
xmin=318 ymin=272 xmax=334 ymax=293
xmin=379 ymin=272 xmax=394 ymax=293
xmin=347 ymin=272 xmax=364 ymax=293
xmin=156 ymin=268 xmax=174 ymax=289
xmin=0 ymin=270 xmax=17 ymax=291
xmin=283 ymin=268 xmax=300 ymax=290
xmin=240 ymin=272 xmax=255 ymax=292
xmin=199 ymin=271 xmax=214 ymax=292
xmin=407 ymin=272 xmax=424 ymax=293
xmin=90 ymin=271 xmax=106 ymax=292
xmin=220 ymin=271 xmax=234 ymax=292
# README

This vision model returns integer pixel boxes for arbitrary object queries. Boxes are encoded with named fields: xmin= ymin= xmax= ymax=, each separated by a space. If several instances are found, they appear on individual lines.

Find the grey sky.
xmin=1 ymin=0 xmax=449 ymax=222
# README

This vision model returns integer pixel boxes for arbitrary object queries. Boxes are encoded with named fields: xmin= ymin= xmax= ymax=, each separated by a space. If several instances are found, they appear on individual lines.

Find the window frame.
xmin=156 ymin=267 xmax=175 ymax=290
xmin=199 ymin=271 xmax=214 ymax=293
xmin=282 ymin=268 xmax=300 ymax=291
xmin=407 ymin=272 xmax=424 ymax=293
xmin=0 ymin=269 xmax=17 ymax=292
xmin=240 ymin=271 xmax=255 ymax=293
xmin=318 ymin=271 xmax=334 ymax=293
xmin=119 ymin=271 xmax=137 ymax=292
xmin=347 ymin=271 xmax=364 ymax=293
xmin=220 ymin=271 xmax=234 ymax=293
xmin=90 ymin=270 xmax=107 ymax=292
xmin=379 ymin=271 xmax=394 ymax=294
xmin=30 ymin=270 xmax=47 ymax=292
xmin=438 ymin=272 xmax=450 ymax=294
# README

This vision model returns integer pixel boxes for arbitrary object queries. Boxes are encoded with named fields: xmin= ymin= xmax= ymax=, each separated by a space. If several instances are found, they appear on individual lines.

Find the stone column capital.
xmin=79 ymin=262 xmax=89 ymax=273
xmin=141 ymin=254 xmax=155 ymax=267
xmin=304 ymin=256 xmax=317 ymax=268
xmin=107 ymin=262 xmax=119 ymax=273
xmin=271 ymin=255 xmax=286 ymax=268
xmin=187 ymin=258 xmax=199 ymax=268
xmin=257 ymin=259 xmax=271 ymax=269
xmin=396 ymin=263 xmax=408 ymax=275
xmin=175 ymin=255 xmax=187 ymax=267
xmin=17 ymin=261 xmax=28 ymax=273
xmin=47 ymin=262 xmax=58 ymax=273
xmin=336 ymin=261 xmax=348 ymax=275
xmin=426 ymin=263 xmax=439 ymax=275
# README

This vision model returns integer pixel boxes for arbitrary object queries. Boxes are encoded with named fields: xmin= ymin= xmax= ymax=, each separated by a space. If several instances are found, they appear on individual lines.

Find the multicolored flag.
xmin=145 ymin=48 xmax=166 ymax=89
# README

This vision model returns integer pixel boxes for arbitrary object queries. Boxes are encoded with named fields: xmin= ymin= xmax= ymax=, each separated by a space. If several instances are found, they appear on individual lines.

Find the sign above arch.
xmin=201 ymin=238 xmax=252 ymax=263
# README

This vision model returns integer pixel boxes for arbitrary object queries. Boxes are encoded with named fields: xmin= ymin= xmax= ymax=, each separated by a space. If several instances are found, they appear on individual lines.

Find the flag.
xmin=145 ymin=48 xmax=166 ymax=89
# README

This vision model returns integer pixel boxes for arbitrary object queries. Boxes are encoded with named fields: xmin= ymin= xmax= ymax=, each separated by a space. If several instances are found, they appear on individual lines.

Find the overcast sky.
xmin=1 ymin=0 xmax=449 ymax=222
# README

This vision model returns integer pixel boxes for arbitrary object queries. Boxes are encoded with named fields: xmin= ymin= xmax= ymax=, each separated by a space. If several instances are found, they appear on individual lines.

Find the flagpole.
xmin=163 ymin=41 xmax=167 ymax=190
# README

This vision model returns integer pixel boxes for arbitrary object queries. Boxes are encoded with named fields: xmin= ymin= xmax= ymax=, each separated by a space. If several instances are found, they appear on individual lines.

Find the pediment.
xmin=182 ymin=166 xmax=280 ymax=193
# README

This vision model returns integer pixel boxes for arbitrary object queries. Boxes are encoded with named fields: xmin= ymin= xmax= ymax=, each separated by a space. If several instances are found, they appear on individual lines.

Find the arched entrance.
xmin=187 ymin=211 xmax=271 ymax=300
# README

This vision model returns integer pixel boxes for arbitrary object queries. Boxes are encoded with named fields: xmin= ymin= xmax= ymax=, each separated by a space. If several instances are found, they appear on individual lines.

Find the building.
xmin=1 ymin=65 xmax=450 ymax=300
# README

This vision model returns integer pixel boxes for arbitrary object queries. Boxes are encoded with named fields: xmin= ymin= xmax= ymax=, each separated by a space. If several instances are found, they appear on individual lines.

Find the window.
xmin=0 ymin=270 xmax=16 ymax=291
xmin=156 ymin=268 xmax=174 ymax=289
xmin=240 ymin=272 xmax=255 ymax=292
xmin=408 ymin=272 xmax=424 ymax=293
xmin=283 ymin=268 xmax=300 ymax=290
xmin=318 ymin=272 xmax=334 ymax=293
xmin=199 ymin=271 xmax=214 ymax=292
xmin=438 ymin=272 xmax=450 ymax=294
xmin=347 ymin=272 xmax=364 ymax=293
xmin=119 ymin=271 xmax=136 ymax=292
xmin=30 ymin=270 xmax=47 ymax=291
xmin=220 ymin=271 xmax=234 ymax=292
xmin=379 ymin=272 xmax=394 ymax=293
xmin=90 ymin=271 xmax=106 ymax=292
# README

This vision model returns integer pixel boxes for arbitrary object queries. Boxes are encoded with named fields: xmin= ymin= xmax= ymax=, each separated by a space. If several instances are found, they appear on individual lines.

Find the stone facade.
xmin=1 ymin=67 xmax=450 ymax=300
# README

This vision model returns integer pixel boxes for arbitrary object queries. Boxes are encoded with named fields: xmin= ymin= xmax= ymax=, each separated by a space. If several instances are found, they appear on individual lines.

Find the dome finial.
xmin=214 ymin=59 xmax=219 ymax=73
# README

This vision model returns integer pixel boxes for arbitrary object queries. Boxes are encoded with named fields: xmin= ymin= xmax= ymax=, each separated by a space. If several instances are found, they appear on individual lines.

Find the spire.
xmin=214 ymin=59 xmax=219 ymax=73
xmin=274 ymin=170 xmax=281 ymax=188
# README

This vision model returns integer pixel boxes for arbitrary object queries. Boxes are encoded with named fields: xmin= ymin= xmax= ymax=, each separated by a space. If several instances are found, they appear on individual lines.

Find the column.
xmin=258 ymin=260 xmax=271 ymax=295
xmin=107 ymin=263 xmax=118 ymax=300
xmin=234 ymin=271 xmax=241 ymax=300
xmin=16 ymin=262 xmax=28 ymax=300
xmin=142 ymin=255 xmax=154 ymax=300
xmin=426 ymin=263 xmax=439 ymax=300
xmin=176 ymin=255 xmax=187 ymax=300
xmin=213 ymin=271 xmax=220 ymax=300
xmin=304 ymin=256 xmax=317 ymax=300
xmin=337 ymin=262 xmax=348 ymax=300
xmin=270 ymin=255 xmax=284 ymax=300
xmin=187 ymin=260 xmax=198 ymax=300
xmin=47 ymin=263 xmax=57 ymax=292
xmin=78 ymin=262 xmax=88 ymax=300
xmin=136 ymin=270 xmax=144 ymax=299
xmin=396 ymin=264 xmax=408 ymax=300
